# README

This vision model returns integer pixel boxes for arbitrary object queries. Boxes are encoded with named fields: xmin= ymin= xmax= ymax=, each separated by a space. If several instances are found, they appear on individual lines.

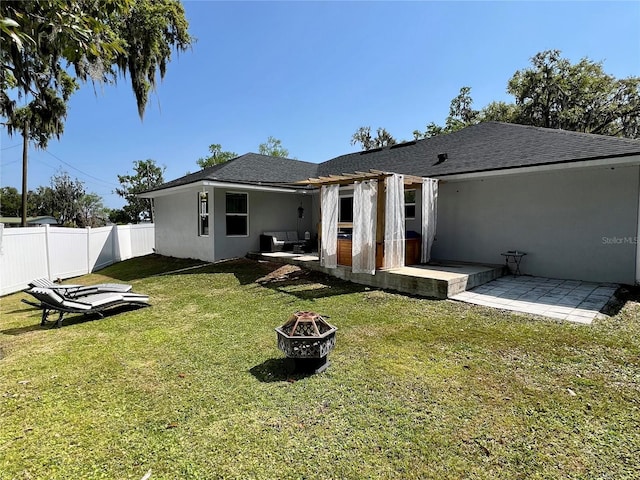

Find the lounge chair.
xmin=28 ymin=277 xmax=132 ymax=297
xmin=23 ymin=287 xmax=150 ymax=328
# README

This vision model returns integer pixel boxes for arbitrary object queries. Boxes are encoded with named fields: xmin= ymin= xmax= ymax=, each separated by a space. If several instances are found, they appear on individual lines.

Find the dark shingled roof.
xmin=150 ymin=123 xmax=640 ymax=192
xmin=148 ymin=153 xmax=319 ymax=191
xmin=317 ymin=122 xmax=640 ymax=178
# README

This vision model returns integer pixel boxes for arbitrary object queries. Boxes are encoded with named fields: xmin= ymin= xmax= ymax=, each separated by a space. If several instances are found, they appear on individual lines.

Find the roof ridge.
xmin=479 ymin=121 xmax=640 ymax=144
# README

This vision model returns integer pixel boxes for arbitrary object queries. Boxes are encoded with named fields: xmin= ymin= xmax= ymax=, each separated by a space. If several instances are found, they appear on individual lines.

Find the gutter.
xmin=138 ymin=179 xmax=304 ymax=198
xmin=437 ymin=153 xmax=640 ymax=181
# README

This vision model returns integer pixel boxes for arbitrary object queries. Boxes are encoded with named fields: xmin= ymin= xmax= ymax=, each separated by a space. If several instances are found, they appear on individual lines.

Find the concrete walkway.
xmin=450 ymin=276 xmax=618 ymax=324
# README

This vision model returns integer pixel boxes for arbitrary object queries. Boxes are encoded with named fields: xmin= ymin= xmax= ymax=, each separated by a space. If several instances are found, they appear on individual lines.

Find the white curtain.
xmin=383 ymin=174 xmax=405 ymax=269
xmin=320 ymin=184 xmax=339 ymax=268
xmin=352 ymin=180 xmax=378 ymax=275
xmin=421 ymin=178 xmax=438 ymax=263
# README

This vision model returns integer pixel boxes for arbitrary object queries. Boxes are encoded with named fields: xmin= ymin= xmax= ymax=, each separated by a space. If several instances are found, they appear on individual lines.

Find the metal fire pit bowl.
xmin=275 ymin=311 xmax=337 ymax=374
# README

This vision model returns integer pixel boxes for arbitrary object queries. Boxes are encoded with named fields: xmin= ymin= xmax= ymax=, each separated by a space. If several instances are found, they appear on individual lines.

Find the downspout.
xmin=210 ymin=187 xmax=216 ymax=262
xmin=635 ymin=167 xmax=640 ymax=285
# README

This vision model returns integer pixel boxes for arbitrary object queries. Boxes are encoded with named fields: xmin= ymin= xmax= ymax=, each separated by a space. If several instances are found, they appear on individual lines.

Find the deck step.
xmin=248 ymin=252 xmax=505 ymax=299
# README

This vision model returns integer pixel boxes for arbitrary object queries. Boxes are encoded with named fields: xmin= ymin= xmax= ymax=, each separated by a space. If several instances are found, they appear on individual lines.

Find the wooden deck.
xmin=247 ymin=251 xmax=506 ymax=299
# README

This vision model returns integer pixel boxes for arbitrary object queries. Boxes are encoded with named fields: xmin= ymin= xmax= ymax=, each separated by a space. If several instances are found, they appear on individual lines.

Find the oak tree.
xmin=197 ymin=144 xmax=239 ymax=169
xmin=115 ymin=159 xmax=165 ymax=223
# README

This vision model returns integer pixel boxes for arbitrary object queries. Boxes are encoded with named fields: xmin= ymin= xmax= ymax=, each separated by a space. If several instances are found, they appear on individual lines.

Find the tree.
xmin=1 ymin=0 xmax=192 ymax=123
xmin=445 ymin=86 xmax=479 ymax=132
xmin=258 ymin=136 xmax=290 ymax=157
xmin=108 ymin=208 xmax=131 ymax=225
xmin=414 ymin=87 xmax=479 ymax=139
xmin=115 ymin=159 xmax=165 ymax=223
xmin=77 ymin=193 xmax=108 ymax=227
xmin=1 ymin=0 xmax=192 ymax=225
xmin=418 ymin=51 xmax=640 ymax=139
xmin=49 ymin=170 xmax=85 ymax=226
xmin=350 ymin=126 xmax=397 ymax=150
xmin=506 ymin=50 xmax=640 ymax=137
xmin=0 ymin=186 xmax=21 ymax=217
xmin=28 ymin=186 xmax=55 ymax=217
xmin=197 ymin=144 xmax=238 ymax=169
xmin=479 ymin=101 xmax=519 ymax=123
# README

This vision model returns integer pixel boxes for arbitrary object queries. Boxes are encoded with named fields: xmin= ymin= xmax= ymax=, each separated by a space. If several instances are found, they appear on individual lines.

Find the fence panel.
xmin=48 ymin=227 xmax=88 ymax=280
xmin=0 ymin=226 xmax=48 ymax=295
xmin=129 ymin=224 xmax=155 ymax=258
xmin=89 ymin=226 xmax=116 ymax=271
xmin=0 ymin=224 xmax=155 ymax=296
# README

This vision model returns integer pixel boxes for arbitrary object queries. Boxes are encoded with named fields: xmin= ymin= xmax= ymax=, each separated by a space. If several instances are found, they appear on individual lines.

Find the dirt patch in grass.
xmin=255 ymin=263 xmax=306 ymax=283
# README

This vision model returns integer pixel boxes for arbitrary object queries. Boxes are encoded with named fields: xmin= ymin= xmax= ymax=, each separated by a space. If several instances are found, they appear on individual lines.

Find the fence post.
xmin=86 ymin=226 xmax=91 ymax=274
xmin=44 ymin=224 xmax=52 ymax=280
xmin=113 ymin=225 xmax=120 ymax=262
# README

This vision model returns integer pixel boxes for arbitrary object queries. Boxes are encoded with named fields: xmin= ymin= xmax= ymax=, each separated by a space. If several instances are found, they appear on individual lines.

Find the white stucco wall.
xmin=432 ymin=164 xmax=640 ymax=284
xmin=154 ymin=188 xmax=216 ymax=261
xmin=154 ymin=186 xmax=314 ymax=262
xmin=213 ymin=188 xmax=313 ymax=260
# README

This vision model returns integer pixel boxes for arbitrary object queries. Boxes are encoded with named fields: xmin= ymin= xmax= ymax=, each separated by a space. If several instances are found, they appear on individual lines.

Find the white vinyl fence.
xmin=0 ymin=223 xmax=155 ymax=296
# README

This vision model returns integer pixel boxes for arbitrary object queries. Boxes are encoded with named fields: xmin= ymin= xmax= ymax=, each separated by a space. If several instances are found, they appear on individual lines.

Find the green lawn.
xmin=1 ymin=255 xmax=639 ymax=479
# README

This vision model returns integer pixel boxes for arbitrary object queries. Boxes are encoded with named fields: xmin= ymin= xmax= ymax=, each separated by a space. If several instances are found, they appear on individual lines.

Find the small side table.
xmin=501 ymin=251 xmax=526 ymax=276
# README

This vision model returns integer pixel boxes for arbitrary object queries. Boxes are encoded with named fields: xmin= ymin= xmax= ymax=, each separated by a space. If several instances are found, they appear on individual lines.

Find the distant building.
xmin=0 ymin=216 xmax=59 ymax=227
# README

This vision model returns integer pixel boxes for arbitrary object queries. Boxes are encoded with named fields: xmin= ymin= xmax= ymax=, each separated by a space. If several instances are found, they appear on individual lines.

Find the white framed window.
xmin=198 ymin=192 xmax=209 ymax=236
xmin=404 ymin=189 xmax=416 ymax=220
xmin=226 ymin=192 xmax=248 ymax=236
xmin=339 ymin=195 xmax=354 ymax=223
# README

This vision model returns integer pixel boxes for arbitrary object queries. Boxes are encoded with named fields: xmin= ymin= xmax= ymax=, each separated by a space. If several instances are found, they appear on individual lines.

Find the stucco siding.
xmin=433 ymin=164 xmax=639 ymax=283
xmin=213 ymin=188 xmax=313 ymax=260
xmin=154 ymin=189 xmax=215 ymax=261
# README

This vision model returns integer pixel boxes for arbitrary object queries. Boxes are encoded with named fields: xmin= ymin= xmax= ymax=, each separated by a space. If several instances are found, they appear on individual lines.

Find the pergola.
xmin=296 ymin=169 xmax=425 ymax=187
xmin=295 ymin=170 xmax=436 ymax=272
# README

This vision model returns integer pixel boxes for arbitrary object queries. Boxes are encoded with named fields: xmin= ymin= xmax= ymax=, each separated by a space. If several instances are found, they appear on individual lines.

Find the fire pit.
xmin=276 ymin=311 xmax=337 ymax=374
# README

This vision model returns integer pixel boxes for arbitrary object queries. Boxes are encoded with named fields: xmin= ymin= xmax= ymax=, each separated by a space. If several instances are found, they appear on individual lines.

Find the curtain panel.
xmin=383 ymin=174 xmax=405 ymax=269
xmin=421 ymin=178 xmax=438 ymax=263
xmin=320 ymin=184 xmax=339 ymax=268
xmin=352 ymin=180 xmax=378 ymax=275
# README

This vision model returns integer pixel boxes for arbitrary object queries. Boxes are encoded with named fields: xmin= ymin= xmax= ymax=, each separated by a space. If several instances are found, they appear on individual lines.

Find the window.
xmin=198 ymin=192 xmax=209 ymax=236
xmin=226 ymin=192 xmax=248 ymax=236
xmin=404 ymin=189 xmax=416 ymax=220
xmin=339 ymin=195 xmax=353 ymax=223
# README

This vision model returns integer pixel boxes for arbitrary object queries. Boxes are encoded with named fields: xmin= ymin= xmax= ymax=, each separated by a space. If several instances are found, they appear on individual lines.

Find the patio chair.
xmin=22 ymin=287 xmax=150 ymax=328
xmin=28 ymin=277 xmax=133 ymax=297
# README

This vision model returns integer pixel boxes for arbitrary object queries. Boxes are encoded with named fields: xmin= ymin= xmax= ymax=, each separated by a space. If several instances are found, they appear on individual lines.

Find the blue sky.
xmin=2 ymin=1 xmax=639 ymax=209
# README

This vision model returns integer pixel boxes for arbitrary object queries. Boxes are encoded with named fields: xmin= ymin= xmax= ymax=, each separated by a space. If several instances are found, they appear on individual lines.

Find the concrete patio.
xmin=248 ymin=252 xmax=620 ymax=324
xmin=450 ymin=276 xmax=618 ymax=324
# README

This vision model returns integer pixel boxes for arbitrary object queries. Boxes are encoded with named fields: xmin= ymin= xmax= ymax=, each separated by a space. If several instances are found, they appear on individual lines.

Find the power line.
xmin=1 ymin=144 xmax=21 ymax=151
xmin=0 ymin=159 xmax=20 ymax=167
xmin=44 ymin=149 xmax=119 ymax=188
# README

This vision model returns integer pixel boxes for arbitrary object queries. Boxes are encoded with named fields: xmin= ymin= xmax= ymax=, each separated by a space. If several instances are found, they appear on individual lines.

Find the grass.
xmin=1 ymin=255 xmax=639 ymax=479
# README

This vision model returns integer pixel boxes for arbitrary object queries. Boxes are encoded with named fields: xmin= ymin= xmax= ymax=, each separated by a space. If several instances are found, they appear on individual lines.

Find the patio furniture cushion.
xmin=29 ymin=278 xmax=132 ymax=297
xmin=23 ymin=287 xmax=149 ymax=328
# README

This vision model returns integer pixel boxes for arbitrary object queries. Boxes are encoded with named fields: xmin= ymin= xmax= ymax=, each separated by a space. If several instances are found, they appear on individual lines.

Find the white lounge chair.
xmin=23 ymin=287 xmax=150 ymax=328
xmin=29 ymin=278 xmax=132 ymax=297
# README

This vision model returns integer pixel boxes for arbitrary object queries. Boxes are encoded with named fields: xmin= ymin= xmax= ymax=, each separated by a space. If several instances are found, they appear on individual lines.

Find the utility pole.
xmin=21 ymin=120 xmax=29 ymax=227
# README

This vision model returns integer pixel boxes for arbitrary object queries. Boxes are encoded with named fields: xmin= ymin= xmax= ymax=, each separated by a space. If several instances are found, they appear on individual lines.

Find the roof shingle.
xmin=150 ymin=122 xmax=640 ymax=193
xmin=317 ymin=122 xmax=640 ymax=178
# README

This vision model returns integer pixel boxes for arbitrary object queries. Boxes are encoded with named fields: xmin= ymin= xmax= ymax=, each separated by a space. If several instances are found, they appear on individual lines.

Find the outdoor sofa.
xmin=23 ymin=287 xmax=150 ymax=328
xmin=260 ymin=231 xmax=306 ymax=252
